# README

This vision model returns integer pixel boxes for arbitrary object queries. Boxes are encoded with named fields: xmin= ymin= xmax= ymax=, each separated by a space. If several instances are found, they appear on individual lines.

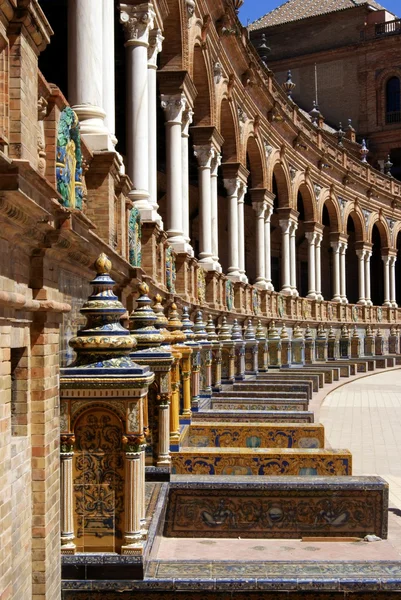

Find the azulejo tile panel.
xmin=182 ymin=424 xmax=324 ymax=449
xmin=192 ymin=410 xmax=315 ymax=423
xmin=171 ymin=449 xmax=352 ymax=476
xmin=211 ymin=400 xmax=309 ymax=411
xmin=164 ymin=477 xmax=385 ymax=538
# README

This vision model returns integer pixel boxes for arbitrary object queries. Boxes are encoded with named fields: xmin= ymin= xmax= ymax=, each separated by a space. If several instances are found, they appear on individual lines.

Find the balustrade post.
xmin=60 ymin=435 xmax=76 ymax=554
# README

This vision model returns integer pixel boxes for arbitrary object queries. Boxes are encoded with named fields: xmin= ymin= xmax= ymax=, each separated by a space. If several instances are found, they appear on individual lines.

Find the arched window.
xmin=386 ymin=77 xmax=401 ymax=124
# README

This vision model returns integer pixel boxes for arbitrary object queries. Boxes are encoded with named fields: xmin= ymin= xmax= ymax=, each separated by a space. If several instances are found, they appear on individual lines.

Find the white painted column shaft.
xmin=356 ymin=250 xmax=366 ymax=305
xmin=315 ymin=233 xmax=323 ymax=301
xmin=264 ymin=206 xmax=274 ymax=291
xmin=147 ymin=29 xmax=163 ymax=224
xmin=390 ymin=256 xmax=398 ymax=307
xmin=290 ymin=221 xmax=298 ymax=296
xmin=210 ymin=153 xmax=222 ymax=271
xmin=181 ymin=108 xmax=194 ymax=253
xmin=365 ymin=251 xmax=372 ymax=306
xmin=279 ymin=219 xmax=292 ymax=294
xmin=331 ymin=241 xmax=341 ymax=302
xmin=305 ymin=232 xmax=316 ymax=299
xmin=195 ymin=145 xmax=216 ymax=268
xmin=225 ymin=178 xmax=241 ymax=280
xmin=253 ymin=202 xmax=267 ymax=288
xmin=340 ymin=243 xmax=348 ymax=303
xmin=238 ymin=183 xmax=248 ymax=282
xmin=383 ymin=255 xmax=391 ymax=306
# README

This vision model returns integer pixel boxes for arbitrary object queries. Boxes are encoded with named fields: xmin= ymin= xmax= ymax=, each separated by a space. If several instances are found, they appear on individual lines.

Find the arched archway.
xmin=371 ymin=222 xmax=385 ymax=306
xmin=295 ymin=183 xmax=315 ymax=298
xmin=320 ymin=195 xmax=341 ymax=301
xmin=270 ymin=163 xmax=291 ymax=291
xmin=244 ymin=136 xmax=265 ymax=283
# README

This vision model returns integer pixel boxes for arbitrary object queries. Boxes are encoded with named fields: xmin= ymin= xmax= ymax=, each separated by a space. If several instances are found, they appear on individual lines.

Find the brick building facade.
xmin=250 ymin=0 xmax=401 ymax=178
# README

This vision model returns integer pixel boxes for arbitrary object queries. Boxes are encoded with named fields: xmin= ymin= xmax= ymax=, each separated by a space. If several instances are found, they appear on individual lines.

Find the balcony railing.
xmin=386 ymin=110 xmax=401 ymax=124
xmin=375 ymin=19 xmax=401 ymax=37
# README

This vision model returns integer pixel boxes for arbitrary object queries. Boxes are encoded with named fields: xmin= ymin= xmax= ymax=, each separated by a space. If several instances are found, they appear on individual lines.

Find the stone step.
xmin=164 ymin=475 xmax=387 ymax=539
xmin=257 ymin=372 xmax=321 ymax=392
xmin=297 ymin=366 xmax=340 ymax=383
xmin=192 ymin=410 xmax=315 ymax=423
xmin=180 ymin=423 xmax=325 ymax=449
xmin=171 ymin=448 xmax=352 ymax=476
xmin=318 ymin=362 xmax=353 ymax=377
xmin=211 ymin=397 xmax=309 ymax=411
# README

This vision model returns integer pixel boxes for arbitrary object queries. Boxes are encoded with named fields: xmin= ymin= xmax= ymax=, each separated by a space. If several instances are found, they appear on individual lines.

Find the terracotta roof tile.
xmin=249 ymin=0 xmax=390 ymax=31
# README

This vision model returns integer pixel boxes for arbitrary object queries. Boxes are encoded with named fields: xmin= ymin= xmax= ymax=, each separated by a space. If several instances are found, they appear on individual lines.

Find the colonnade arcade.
xmin=40 ymin=0 xmax=401 ymax=309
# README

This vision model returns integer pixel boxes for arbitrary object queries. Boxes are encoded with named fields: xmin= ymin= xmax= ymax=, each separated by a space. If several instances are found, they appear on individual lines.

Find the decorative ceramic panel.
xmin=56 ymin=107 xmax=83 ymax=209
xmin=128 ymin=207 xmax=142 ymax=267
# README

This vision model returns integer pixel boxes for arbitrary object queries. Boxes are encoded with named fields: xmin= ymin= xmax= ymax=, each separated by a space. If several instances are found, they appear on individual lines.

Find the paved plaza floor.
xmin=156 ymin=368 xmax=401 ymax=565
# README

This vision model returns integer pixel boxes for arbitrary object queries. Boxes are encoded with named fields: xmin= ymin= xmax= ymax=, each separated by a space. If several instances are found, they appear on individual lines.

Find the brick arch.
xmin=375 ymin=67 xmax=401 ymax=127
xmin=318 ymin=190 xmax=342 ymax=232
xmin=270 ymin=159 xmax=291 ymax=208
xmin=220 ymin=98 xmax=239 ymax=163
xmin=292 ymin=176 xmax=316 ymax=222
xmin=158 ymin=0 xmax=184 ymax=70
xmin=344 ymin=208 xmax=366 ymax=243
xmin=245 ymin=135 xmax=265 ymax=189
xmin=192 ymin=45 xmax=214 ymax=126
xmin=393 ymin=222 xmax=401 ymax=248
xmin=368 ymin=214 xmax=391 ymax=248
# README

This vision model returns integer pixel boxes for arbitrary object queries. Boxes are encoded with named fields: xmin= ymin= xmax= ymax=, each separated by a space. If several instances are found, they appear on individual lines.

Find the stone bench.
xmin=232 ymin=381 xmax=312 ymax=400
xmin=214 ymin=390 xmax=308 ymax=400
xmin=211 ymin=397 xmax=309 ymax=411
xmin=192 ymin=409 xmax=315 ymax=423
xmin=164 ymin=475 xmax=388 ymax=539
xmin=257 ymin=372 xmax=321 ymax=392
xmin=180 ymin=423 xmax=325 ymax=449
xmin=297 ymin=366 xmax=340 ymax=383
xmin=171 ymin=448 xmax=352 ymax=476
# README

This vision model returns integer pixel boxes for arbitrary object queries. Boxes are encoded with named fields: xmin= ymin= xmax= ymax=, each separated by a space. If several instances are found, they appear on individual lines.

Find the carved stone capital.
xmin=252 ymin=201 xmax=267 ymax=218
xmin=148 ymin=28 xmax=164 ymax=67
xmin=211 ymin=152 xmax=222 ymax=177
xmin=120 ymin=3 xmax=155 ymax=47
xmin=224 ymin=177 xmax=241 ymax=197
xmin=161 ymin=93 xmax=187 ymax=124
xmin=194 ymin=144 xmax=215 ymax=168
xmin=181 ymin=107 xmax=194 ymax=136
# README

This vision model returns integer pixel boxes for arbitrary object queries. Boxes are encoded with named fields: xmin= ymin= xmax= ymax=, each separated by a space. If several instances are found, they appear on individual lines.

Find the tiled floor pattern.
xmin=320 ymin=369 xmax=401 ymax=510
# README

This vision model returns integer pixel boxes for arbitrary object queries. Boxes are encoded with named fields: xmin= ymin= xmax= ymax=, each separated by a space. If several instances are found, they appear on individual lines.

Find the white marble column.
xmin=305 ymin=232 xmax=316 ymax=300
xmin=340 ymin=242 xmax=348 ymax=304
xmin=279 ymin=219 xmax=292 ymax=295
xmin=224 ymin=178 xmax=241 ymax=280
xmin=356 ymin=249 xmax=366 ymax=305
xmin=103 ymin=0 xmax=116 ymax=146
xmin=60 ymin=445 xmax=75 ymax=553
xmin=194 ymin=144 xmax=219 ymax=270
xmin=315 ymin=233 xmax=323 ymax=301
xmin=181 ymin=107 xmax=194 ymax=254
xmin=382 ymin=254 xmax=391 ymax=306
xmin=122 ymin=449 xmax=143 ymax=553
xmin=390 ymin=256 xmax=398 ymax=307
xmin=265 ymin=205 xmax=274 ymax=291
xmin=120 ymin=3 xmax=157 ymax=220
xmin=290 ymin=221 xmax=298 ymax=297
xmin=253 ymin=201 xmax=267 ymax=289
xmin=68 ymin=0 xmax=111 ymax=150
xmin=238 ymin=183 xmax=248 ymax=283
xmin=210 ymin=152 xmax=222 ymax=271
xmin=148 ymin=29 xmax=164 ymax=226
xmin=365 ymin=251 xmax=372 ymax=306
xmin=331 ymin=241 xmax=342 ymax=302
xmin=161 ymin=93 xmax=188 ymax=251
xmin=157 ymin=402 xmax=171 ymax=466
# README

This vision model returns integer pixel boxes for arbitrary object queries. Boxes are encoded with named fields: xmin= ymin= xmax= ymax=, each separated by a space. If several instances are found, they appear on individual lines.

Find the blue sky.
xmin=239 ymin=0 xmax=400 ymax=25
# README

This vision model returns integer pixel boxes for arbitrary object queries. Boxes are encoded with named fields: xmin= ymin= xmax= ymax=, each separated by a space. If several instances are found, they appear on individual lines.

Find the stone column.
xmin=365 ymin=251 xmax=372 ymax=306
xmin=224 ymin=178 xmax=241 ymax=280
xmin=194 ymin=144 xmax=220 ymax=270
xmin=265 ymin=205 xmax=274 ymax=291
xmin=253 ymin=201 xmax=267 ymax=289
xmin=148 ymin=28 xmax=164 ymax=225
xmin=122 ymin=446 xmax=143 ymax=554
xmin=279 ymin=219 xmax=292 ymax=295
xmin=331 ymin=241 xmax=341 ymax=302
xmin=356 ymin=249 xmax=366 ymax=305
xmin=340 ymin=242 xmax=348 ymax=304
xmin=103 ymin=0 xmax=117 ymax=146
xmin=120 ymin=3 xmax=157 ymax=220
xmin=315 ymin=233 xmax=323 ymax=301
xmin=210 ymin=152 xmax=222 ymax=271
xmin=290 ymin=221 xmax=298 ymax=296
xmin=68 ymin=0 xmax=111 ymax=150
xmin=161 ymin=93 xmax=188 ymax=251
xmin=238 ymin=183 xmax=248 ymax=283
xmin=305 ymin=231 xmax=316 ymax=300
xmin=390 ymin=256 xmax=398 ymax=308
xmin=181 ymin=107 xmax=194 ymax=254
xmin=60 ymin=437 xmax=75 ymax=554
xmin=382 ymin=254 xmax=391 ymax=306
xmin=157 ymin=398 xmax=171 ymax=466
